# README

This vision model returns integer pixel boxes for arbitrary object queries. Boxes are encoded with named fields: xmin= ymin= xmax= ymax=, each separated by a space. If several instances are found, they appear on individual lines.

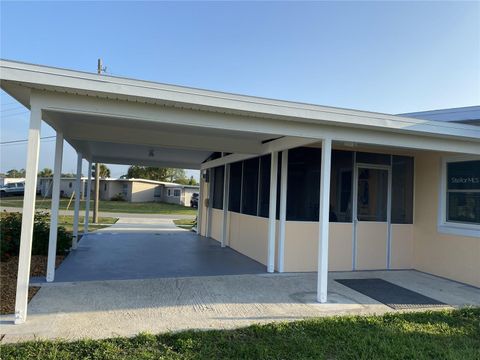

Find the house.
xmin=37 ymin=177 xmax=198 ymax=206
xmin=0 ymin=59 xmax=478 ymax=324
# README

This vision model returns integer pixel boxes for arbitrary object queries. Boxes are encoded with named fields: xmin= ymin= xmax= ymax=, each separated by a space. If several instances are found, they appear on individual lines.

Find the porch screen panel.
xmin=356 ymin=151 xmax=391 ymax=165
xmin=391 ymin=155 xmax=414 ymax=224
xmin=241 ymin=158 xmax=259 ymax=215
xmin=228 ymin=161 xmax=242 ymax=213
xmin=446 ymin=160 xmax=480 ymax=224
xmin=258 ymin=154 xmax=271 ymax=218
xmin=286 ymin=147 xmax=321 ymax=221
xmin=329 ymin=150 xmax=353 ymax=222
xmin=212 ymin=166 xmax=224 ymax=210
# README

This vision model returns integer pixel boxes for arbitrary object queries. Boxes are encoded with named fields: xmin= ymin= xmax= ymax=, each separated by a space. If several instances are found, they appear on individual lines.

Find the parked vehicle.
xmin=0 ymin=182 xmax=25 ymax=197
xmin=190 ymin=193 xmax=199 ymax=208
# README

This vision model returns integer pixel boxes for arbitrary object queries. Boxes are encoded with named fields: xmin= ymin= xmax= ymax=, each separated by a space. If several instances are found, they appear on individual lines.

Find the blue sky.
xmin=1 ymin=1 xmax=479 ymax=178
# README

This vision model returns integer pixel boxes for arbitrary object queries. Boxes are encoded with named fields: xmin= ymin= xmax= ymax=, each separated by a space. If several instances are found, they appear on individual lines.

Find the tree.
xmin=38 ymin=168 xmax=53 ymax=177
xmin=176 ymin=176 xmax=199 ymax=186
xmin=99 ymin=164 xmax=111 ymax=178
xmin=126 ymin=166 xmax=189 ymax=183
xmin=6 ymin=169 xmax=25 ymax=178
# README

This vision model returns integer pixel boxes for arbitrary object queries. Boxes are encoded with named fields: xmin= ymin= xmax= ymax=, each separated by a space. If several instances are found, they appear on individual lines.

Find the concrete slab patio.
xmin=1 ymin=270 xmax=479 ymax=343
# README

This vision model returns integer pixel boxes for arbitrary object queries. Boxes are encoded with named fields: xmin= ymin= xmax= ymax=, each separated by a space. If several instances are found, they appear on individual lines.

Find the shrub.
xmin=110 ymin=193 xmax=125 ymax=201
xmin=0 ymin=211 xmax=72 ymax=261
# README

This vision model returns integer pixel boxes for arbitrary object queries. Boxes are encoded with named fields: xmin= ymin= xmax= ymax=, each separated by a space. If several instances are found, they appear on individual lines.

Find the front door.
xmin=353 ymin=166 xmax=391 ymax=270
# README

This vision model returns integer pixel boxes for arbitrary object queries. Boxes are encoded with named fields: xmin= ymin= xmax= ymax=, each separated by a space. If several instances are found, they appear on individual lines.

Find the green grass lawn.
xmin=0 ymin=197 xmax=197 ymax=215
xmin=1 ymin=308 xmax=479 ymax=359
xmin=58 ymin=215 xmax=118 ymax=232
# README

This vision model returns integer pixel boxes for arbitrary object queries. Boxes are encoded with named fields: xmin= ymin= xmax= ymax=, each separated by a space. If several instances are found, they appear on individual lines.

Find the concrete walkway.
xmin=2 ymin=270 xmax=479 ymax=343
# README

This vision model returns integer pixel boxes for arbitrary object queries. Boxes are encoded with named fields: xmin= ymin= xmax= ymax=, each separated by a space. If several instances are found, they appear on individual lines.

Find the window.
xmin=212 ymin=166 xmax=224 ymax=209
xmin=154 ymin=186 xmax=161 ymax=197
xmin=241 ymin=158 xmax=259 ymax=215
xmin=330 ymin=150 xmax=353 ymax=222
xmin=286 ymin=147 xmax=321 ymax=221
xmin=445 ymin=159 xmax=480 ymax=226
xmin=167 ymin=189 xmax=172 ymax=196
xmin=69 ymin=182 xmax=73 ymax=189
xmin=228 ymin=161 xmax=242 ymax=212
xmin=391 ymin=156 xmax=414 ymax=224
xmin=174 ymin=189 xmax=181 ymax=197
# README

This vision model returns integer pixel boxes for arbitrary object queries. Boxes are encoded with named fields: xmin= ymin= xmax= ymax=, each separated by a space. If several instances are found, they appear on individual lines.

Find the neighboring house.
xmin=0 ymin=177 xmax=25 ymax=187
xmin=400 ymin=106 xmax=480 ymax=126
xmin=37 ymin=177 xmax=198 ymax=206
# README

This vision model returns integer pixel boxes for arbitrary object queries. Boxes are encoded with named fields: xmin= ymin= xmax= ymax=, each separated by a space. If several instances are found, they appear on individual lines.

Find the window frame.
xmin=438 ymin=155 xmax=480 ymax=238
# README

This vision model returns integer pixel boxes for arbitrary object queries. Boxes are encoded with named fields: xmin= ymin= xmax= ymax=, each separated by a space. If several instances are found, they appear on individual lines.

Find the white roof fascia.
xmin=1 ymin=59 xmax=479 ymax=142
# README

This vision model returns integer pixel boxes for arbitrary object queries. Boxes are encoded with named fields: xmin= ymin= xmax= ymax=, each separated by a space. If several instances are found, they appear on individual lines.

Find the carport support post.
xmin=222 ymin=164 xmax=230 ymax=247
xmin=14 ymin=105 xmax=42 ymax=324
xmin=84 ymin=161 xmax=92 ymax=235
xmin=46 ymin=131 xmax=64 ymax=282
xmin=267 ymin=151 xmax=278 ymax=273
xmin=196 ymin=170 xmax=204 ymax=235
xmin=278 ymin=150 xmax=288 ymax=272
xmin=206 ymin=168 xmax=214 ymax=238
xmin=317 ymin=138 xmax=332 ymax=303
xmin=72 ymin=152 xmax=83 ymax=249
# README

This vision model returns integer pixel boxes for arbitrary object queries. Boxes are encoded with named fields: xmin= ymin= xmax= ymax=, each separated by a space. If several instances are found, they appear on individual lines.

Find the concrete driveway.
xmin=32 ymin=217 xmax=265 ymax=283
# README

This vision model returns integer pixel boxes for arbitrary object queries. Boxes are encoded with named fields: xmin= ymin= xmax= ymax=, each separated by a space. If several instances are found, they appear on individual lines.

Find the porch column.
xmin=84 ymin=161 xmax=92 ymax=235
xmin=46 ymin=131 xmax=64 ymax=282
xmin=267 ymin=151 xmax=278 ymax=273
xmin=14 ymin=106 xmax=42 ymax=324
xmin=72 ymin=152 xmax=83 ymax=249
xmin=278 ymin=150 xmax=288 ymax=272
xmin=317 ymin=138 xmax=332 ymax=303
xmin=206 ymin=168 xmax=213 ymax=238
xmin=196 ymin=170 xmax=204 ymax=235
xmin=221 ymin=164 xmax=230 ymax=247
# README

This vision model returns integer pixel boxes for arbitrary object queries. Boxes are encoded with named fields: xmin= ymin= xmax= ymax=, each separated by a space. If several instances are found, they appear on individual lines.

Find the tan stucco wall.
xmin=131 ymin=182 xmax=157 ymax=202
xmin=390 ymin=224 xmax=413 ymax=269
xmin=228 ymin=212 xmax=269 ymax=265
xmin=413 ymin=152 xmax=480 ymax=287
xmin=283 ymin=222 xmax=354 ymax=272
xmin=355 ymin=222 xmax=388 ymax=270
xmin=210 ymin=208 xmax=224 ymax=242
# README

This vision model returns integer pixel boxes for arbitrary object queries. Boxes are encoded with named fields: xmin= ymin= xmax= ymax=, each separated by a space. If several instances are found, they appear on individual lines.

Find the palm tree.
xmin=38 ymin=168 xmax=53 ymax=177
xmin=99 ymin=164 xmax=111 ymax=178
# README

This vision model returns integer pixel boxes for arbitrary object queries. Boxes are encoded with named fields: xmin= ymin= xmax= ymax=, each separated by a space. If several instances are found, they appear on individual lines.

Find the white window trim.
xmin=438 ymin=155 xmax=480 ymax=238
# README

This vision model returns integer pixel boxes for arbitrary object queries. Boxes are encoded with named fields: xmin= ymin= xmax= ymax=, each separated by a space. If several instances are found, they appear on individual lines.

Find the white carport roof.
xmin=1 ymin=58 xmax=479 ymax=170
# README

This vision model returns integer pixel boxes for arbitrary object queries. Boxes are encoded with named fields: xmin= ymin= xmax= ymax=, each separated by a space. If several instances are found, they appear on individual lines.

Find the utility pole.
xmin=93 ymin=59 xmax=105 ymax=223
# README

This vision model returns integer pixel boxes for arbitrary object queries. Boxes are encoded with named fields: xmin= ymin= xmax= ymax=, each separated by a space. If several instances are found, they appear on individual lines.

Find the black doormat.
xmin=335 ymin=278 xmax=447 ymax=310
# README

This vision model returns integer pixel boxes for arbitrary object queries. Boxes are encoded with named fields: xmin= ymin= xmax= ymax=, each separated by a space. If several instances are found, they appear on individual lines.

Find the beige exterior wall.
xmin=413 ymin=152 xmax=480 ymax=288
xmin=210 ymin=208 xmax=224 ymax=242
xmin=228 ymin=212 xmax=269 ymax=265
xmin=390 ymin=224 xmax=414 ymax=269
xmin=130 ymin=181 xmax=157 ymax=202
xmin=355 ymin=222 xmax=388 ymax=270
xmin=283 ymin=222 xmax=354 ymax=272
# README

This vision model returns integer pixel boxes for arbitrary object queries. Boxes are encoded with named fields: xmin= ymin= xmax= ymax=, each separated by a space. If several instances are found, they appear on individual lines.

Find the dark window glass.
xmin=241 ymin=158 xmax=259 ymax=215
xmin=258 ymin=154 xmax=271 ymax=218
xmin=228 ymin=161 xmax=242 ymax=212
xmin=446 ymin=160 xmax=480 ymax=224
xmin=356 ymin=152 xmax=391 ymax=165
xmin=286 ymin=147 xmax=321 ymax=221
xmin=330 ymin=150 xmax=353 ymax=222
xmin=391 ymin=156 xmax=414 ymax=224
xmin=212 ymin=166 xmax=224 ymax=210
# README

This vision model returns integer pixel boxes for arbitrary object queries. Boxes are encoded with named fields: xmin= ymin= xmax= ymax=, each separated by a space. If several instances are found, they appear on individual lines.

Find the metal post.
xmin=206 ymin=168 xmax=213 ymax=238
xmin=267 ymin=151 xmax=278 ymax=273
xmin=196 ymin=171 xmax=204 ymax=235
xmin=72 ymin=152 xmax=82 ymax=249
xmin=317 ymin=138 xmax=332 ymax=303
xmin=14 ymin=105 xmax=42 ymax=324
xmin=46 ymin=132 xmax=64 ymax=282
xmin=84 ymin=162 xmax=92 ymax=235
xmin=93 ymin=163 xmax=99 ymax=223
xmin=222 ymin=164 xmax=230 ymax=247
xmin=278 ymin=150 xmax=288 ymax=272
